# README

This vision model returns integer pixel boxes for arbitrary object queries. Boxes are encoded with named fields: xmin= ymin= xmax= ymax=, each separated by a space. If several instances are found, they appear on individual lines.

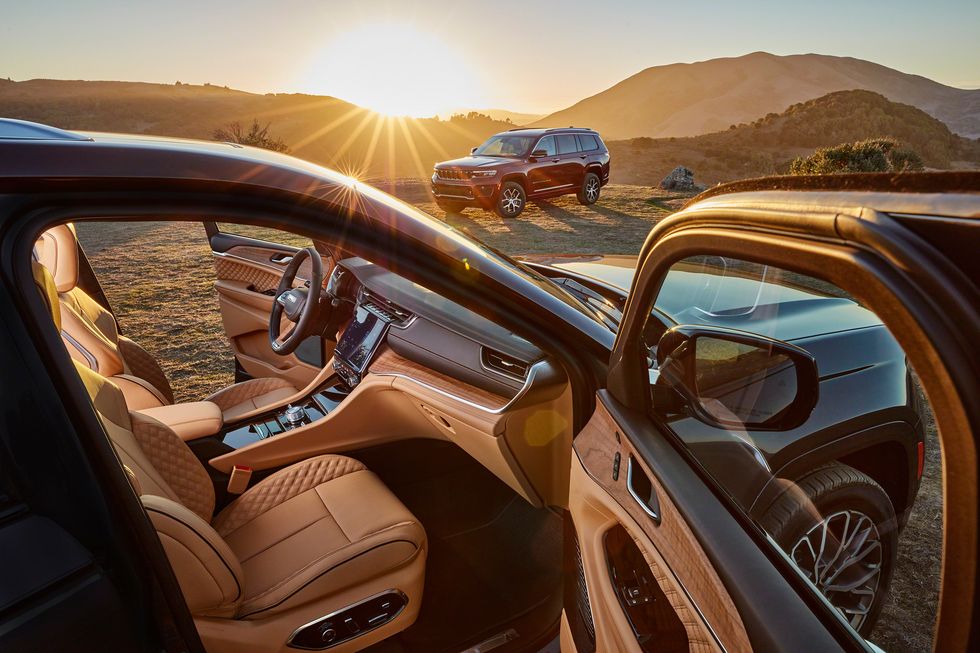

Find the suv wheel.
xmin=437 ymin=200 xmax=466 ymax=214
xmin=577 ymin=172 xmax=601 ymax=205
xmin=495 ymin=181 xmax=525 ymax=218
xmin=759 ymin=462 xmax=897 ymax=635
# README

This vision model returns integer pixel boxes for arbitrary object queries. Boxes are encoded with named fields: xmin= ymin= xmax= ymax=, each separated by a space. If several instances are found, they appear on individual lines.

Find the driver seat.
xmin=35 ymin=224 xmax=299 ymax=421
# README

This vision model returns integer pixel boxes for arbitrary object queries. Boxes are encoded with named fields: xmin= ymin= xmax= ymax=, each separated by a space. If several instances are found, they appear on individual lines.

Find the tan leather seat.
xmin=35 ymin=224 xmax=298 ymax=421
xmin=34 ymin=262 xmax=426 ymax=652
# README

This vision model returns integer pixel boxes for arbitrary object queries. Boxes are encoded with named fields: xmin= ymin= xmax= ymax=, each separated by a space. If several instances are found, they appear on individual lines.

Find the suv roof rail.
xmin=505 ymin=126 xmax=594 ymax=133
xmin=0 ymin=118 xmax=91 ymax=141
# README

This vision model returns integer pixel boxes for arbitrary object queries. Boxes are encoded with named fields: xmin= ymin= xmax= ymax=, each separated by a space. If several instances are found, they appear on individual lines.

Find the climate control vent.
xmin=481 ymin=348 xmax=529 ymax=380
xmin=360 ymin=288 xmax=413 ymax=324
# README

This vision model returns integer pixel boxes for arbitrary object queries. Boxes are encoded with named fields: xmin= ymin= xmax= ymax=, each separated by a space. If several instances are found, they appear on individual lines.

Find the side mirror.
xmin=470 ymin=147 xmax=478 ymax=154
xmin=654 ymin=325 xmax=818 ymax=431
xmin=530 ymin=149 xmax=548 ymax=159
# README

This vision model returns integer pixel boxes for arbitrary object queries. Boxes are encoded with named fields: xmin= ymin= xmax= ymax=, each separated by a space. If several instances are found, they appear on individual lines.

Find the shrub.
xmin=213 ymin=119 xmax=289 ymax=153
xmin=790 ymin=138 xmax=924 ymax=175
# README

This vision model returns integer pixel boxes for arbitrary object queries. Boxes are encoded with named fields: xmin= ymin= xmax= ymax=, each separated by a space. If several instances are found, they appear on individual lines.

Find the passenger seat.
xmin=34 ymin=261 xmax=427 ymax=652
xmin=34 ymin=224 xmax=299 ymax=421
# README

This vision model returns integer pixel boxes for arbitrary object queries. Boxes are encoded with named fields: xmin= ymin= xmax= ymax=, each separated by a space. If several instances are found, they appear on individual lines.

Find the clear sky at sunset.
xmin=2 ymin=0 xmax=978 ymax=116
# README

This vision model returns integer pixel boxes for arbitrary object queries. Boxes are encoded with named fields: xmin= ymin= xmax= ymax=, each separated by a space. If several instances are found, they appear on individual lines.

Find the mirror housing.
xmin=530 ymin=149 xmax=548 ymax=160
xmin=653 ymin=325 xmax=819 ymax=431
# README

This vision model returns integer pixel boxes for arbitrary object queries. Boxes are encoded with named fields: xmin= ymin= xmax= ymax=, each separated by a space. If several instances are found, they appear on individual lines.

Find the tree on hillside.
xmin=790 ymin=138 xmax=923 ymax=175
xmin=213 ymin=119 xmax=289 ymax=153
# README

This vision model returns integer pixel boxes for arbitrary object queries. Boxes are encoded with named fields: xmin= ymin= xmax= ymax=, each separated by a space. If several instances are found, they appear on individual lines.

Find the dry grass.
xmin=75 ymin=180 xmax=939 ymax=653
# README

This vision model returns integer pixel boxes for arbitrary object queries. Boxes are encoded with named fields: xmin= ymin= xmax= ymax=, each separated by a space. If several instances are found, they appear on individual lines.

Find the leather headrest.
xmin=32 ymin=260 xmax=62 ymax=331
xmin=34 ymin=224 xmax=79 ymax=293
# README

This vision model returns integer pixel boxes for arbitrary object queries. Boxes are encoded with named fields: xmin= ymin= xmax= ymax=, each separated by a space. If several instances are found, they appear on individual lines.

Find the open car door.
xmin=204 ymin=222 xmax=335 ymax=389
xmin=562 ymin=188 xmax=979 ymax=652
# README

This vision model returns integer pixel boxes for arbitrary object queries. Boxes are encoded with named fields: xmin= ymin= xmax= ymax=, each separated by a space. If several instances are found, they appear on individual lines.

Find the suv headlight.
xmin=468 ymin=170 xmax=497 ymax=178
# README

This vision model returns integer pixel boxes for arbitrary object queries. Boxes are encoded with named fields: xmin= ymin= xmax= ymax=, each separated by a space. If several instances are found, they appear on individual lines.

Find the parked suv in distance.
xmin=431 ymin=127 xmax=610 ymax=218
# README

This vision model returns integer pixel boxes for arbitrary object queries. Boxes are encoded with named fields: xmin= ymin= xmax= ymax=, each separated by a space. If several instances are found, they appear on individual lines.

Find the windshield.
xmin=473 ymin=134 xmax=535 ymax=157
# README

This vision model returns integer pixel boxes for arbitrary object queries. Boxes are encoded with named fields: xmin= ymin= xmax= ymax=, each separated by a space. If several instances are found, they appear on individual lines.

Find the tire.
xmin=437 ymin=200 xmax=466 ymax=214
xmin=495 ymin=181 xmax=526 ymax=218
xmin=577 ymin=172 xmax=601 ymax=205
xmin=759 ymin=462 xmax=897 ymax=635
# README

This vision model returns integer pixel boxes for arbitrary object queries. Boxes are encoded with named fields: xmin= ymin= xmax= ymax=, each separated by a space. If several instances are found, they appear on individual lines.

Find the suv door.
xmin=563 ymin=190 xmax=978 ymax=652
xmin=204 ymin=223 xmax=334 ymax=389
xmin=526 ymin=135 xmax=562 ymax=194
xmin=555 ymin=133 xmax=585 ymax=189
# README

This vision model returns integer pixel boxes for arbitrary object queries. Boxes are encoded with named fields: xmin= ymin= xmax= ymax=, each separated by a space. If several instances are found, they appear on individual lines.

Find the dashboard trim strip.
xmin=371 ymin=359 xmax=550 ymax=415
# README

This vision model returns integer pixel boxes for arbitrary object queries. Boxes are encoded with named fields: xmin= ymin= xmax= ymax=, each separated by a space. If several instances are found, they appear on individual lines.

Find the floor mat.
xmin=354 ymin=440 xmax=562 ymax=653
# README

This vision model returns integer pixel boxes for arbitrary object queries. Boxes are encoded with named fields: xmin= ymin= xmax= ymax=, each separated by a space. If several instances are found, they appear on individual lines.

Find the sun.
xmin=301 ymin=23 xmax=484 ymax=117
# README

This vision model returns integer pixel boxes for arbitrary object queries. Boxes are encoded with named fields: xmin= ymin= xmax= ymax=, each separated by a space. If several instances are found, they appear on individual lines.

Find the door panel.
xmin=210 ymin=242 xmax=333 ymax=389
xmin=563 ymin=394 xmax=750 ymax=653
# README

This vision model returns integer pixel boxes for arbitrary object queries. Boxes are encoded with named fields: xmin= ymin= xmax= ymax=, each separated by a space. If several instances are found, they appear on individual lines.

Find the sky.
xmin=2 ymin=0 xmax=978 ymax=116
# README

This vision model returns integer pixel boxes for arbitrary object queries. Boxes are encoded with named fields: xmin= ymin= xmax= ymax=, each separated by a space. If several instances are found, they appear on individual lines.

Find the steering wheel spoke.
xmin=268 ymin=246 xmax=323 ymax=355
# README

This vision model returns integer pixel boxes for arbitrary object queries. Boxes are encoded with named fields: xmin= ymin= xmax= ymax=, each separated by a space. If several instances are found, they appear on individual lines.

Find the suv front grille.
xmin=436 ymin=169 xmax=466 ymax=180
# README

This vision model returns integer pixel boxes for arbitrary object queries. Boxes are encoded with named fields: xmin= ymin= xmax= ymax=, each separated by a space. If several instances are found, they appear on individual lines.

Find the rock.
xmin=659 ymin=165 xmax=698 ymax=191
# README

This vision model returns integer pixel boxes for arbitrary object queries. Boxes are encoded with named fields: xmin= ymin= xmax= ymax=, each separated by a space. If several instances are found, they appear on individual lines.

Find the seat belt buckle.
xmin=227 ymin=465 xmax=252 ymax=495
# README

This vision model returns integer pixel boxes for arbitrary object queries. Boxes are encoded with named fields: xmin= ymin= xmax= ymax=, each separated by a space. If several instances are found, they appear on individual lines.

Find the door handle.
xmin=626 ymin=456 xmax=661 ymax=524
xmin=579 ymin=155 xmax=587 ymax=159
xmin=270 ymin=253 xmax=293 ymax=265
xmin=552 ymin=158 xmax=560 ymax=163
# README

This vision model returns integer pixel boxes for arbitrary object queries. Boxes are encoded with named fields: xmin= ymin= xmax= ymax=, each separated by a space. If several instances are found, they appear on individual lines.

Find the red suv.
xmin=431 ymin=127 xmax=610 ymax=218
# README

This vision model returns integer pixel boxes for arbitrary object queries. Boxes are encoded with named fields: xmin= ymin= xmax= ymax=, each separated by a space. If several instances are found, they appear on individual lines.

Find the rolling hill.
xmin=0 ymin=78 xmax=510 ymax=179
xmin=531 ymin=52 xmax=980 ymax=139
xmin=606 ymin=89 xmax=980 ymax=186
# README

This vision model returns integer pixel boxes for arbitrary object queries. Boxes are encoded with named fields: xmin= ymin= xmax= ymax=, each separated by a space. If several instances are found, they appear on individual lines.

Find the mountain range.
xmin=530 ymin=52 xmax=980 ymax=139
xmin=607 ymin=89 xmax=980 ymax=186
xmin=2 ymin=52 xmax=979 ymax=184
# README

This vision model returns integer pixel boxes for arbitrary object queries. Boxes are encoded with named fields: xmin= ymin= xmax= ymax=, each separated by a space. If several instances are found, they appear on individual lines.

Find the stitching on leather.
xmin=147 ymin=506 xmax=242 ymax=604
xmin=238 ymin=538 xmax=421 ymax=618
xmin=214 ymin=458 xmax=366 ymax=536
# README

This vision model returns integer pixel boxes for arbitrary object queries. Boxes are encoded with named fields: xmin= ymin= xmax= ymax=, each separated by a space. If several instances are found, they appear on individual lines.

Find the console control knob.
xmin=319 ymin=627 xmax=337 ymax=643
xmin=284 ymin=405 xmax=306 ymax=425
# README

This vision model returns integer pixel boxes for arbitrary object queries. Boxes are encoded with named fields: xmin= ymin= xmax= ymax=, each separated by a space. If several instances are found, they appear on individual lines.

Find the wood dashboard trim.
xmin=573 ymin=398 xmax=752 ymax=653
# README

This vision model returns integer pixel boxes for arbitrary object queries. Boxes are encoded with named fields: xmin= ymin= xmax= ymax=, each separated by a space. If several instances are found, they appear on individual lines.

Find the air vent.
xmin=360 ymin=288 xmax=413 ymax=324
xmin=482 ymin=349 xmax=530 ymax=380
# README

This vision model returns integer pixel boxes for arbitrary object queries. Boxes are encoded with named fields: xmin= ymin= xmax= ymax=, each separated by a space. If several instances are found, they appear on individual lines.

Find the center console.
xmin=219 ymin=291 xmax=407 ymax=450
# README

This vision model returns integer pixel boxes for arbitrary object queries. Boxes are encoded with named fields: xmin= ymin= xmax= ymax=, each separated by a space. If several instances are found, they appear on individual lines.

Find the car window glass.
xmin=576 ymin=134 xmax=599 ymax=151
xmin=556 ymin=134 xmax=580 ymax=155
xmin=534 ymin=136 xmax=556 ymax=157
xmin=642 ymin=255 xmax=942 ymax=651
xmin=215 ymin=222 xmax=313 ymax=249
xmin=475 ymin=134 xmax=535 ymax=157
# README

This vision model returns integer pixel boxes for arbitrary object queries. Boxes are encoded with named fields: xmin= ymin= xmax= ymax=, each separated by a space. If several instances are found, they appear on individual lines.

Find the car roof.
xmin=500 ymin=127 xmax=598 ymax=137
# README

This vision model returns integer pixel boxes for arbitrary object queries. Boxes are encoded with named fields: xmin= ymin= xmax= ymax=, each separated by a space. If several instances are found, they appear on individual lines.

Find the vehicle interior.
xmin=31 ymin=220 xmax=573 ymax=653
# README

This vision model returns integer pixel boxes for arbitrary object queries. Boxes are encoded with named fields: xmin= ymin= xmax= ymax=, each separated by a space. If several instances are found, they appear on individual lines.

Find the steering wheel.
xmin=269 ymin=247 xmax=323 ymax=355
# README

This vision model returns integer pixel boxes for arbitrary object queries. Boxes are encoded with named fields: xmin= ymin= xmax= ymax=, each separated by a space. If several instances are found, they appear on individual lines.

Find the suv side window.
xmin=642 ymin=255 xmax=941 ymax=649
xmin=534 ymin=136 xmax=557 ymax=157
xmin=576 ymin=134 xmax=599 ymax=151
xmin=556 ymin=134 xmax=580 ymax=155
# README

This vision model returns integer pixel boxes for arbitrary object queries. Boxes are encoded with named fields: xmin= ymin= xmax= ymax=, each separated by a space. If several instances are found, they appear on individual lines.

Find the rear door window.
xmin=556 ymin=134 xmax=580 ymax=155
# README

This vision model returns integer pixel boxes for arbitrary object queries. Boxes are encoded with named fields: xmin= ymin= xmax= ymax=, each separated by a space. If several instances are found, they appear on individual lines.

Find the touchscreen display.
xmin=334 ymin=306 xmax=388 ymax=372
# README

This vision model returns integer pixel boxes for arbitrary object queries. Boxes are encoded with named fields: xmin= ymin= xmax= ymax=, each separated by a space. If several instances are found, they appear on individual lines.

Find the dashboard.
xmin=329 ymin=257 xmax=555 ymax=400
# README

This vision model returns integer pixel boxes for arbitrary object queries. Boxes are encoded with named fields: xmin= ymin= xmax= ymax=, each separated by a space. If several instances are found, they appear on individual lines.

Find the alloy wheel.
xmin=790 ymin=509 xmax=883 ymax=631
xmin=585 ymin=177 xmax=599 ymax=202
xmin=500 ymin=187 xmax=523 ymax=216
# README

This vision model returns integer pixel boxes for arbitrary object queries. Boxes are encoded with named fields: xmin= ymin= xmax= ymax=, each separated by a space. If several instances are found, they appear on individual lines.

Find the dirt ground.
xmin=75 ymin=180 xmax=940 ymax=653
